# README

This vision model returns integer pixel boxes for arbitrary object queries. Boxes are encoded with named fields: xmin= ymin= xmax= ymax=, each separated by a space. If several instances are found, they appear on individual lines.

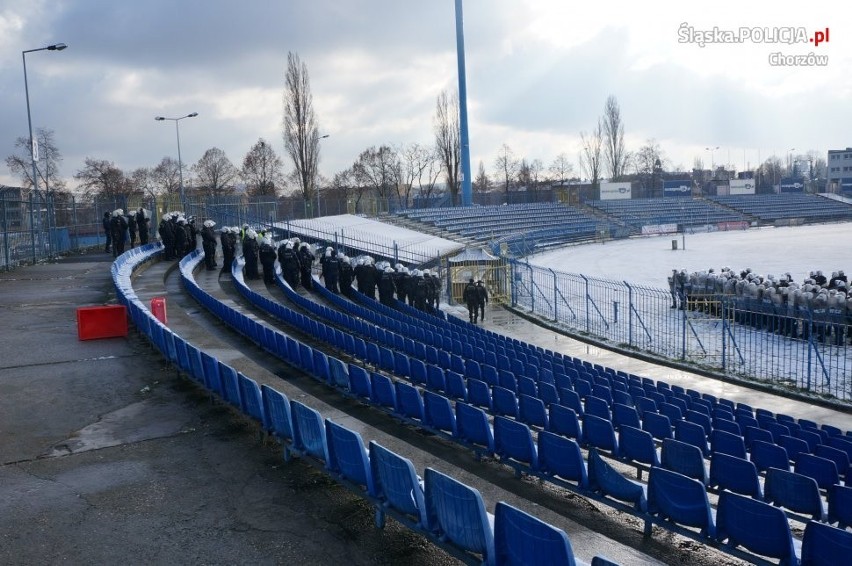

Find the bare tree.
xmin=151 ymin=157 xmax=182 ymax=195
xmin=529 ymin=158 xmax=544 ymax=195
xmin=548 ymin=152 xmax=573 ymax=186
xmin=352 ymin=145 xmax=400 ymax=202
xmin=399 ymin=143 xmax=438 ymax=209
xmin=283 ymin=51 xmax=321 ymax=205
xmin=579 ymin=121 xmax=603 ymax=189
xmin=602 ymin=95 xmax=628 ymax=180
xmin=633 ymin=139 xmax=666 ymax=191
xmin=192 ymin=147 xmax=238 ymax=196
xmin=433 ymin=90 xmax=461 ymax=205
xmin=130 ymin=167 xmax=155 ymax=199
xmin=5 ymin=128 xmax=65 ymax=192
xmin=473 ymin=160 xmax=489 ymax=194
xmin=74 ymin=158 xmax=138 ymax=200
xmin=494 ymin=143 xmax=519 ymax=198
xmin=242 ymin=138 xmax=285 ymax=197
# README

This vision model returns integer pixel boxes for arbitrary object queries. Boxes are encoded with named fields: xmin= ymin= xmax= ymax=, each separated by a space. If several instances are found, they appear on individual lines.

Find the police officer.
xmin=463 ymin=278 xmax=478 ymax=323
xmin=339 ymin=255 xmax=354 ymax=297
xmin=393 ymin=264 xmax=409 ymax=304
xmin=158 ymin=214 xmax=174 ymax=259
xmin=298 ymin=242 xmax=315 ymax=289
xmin=277 ymin=241 xmax=301 ymax=289
xmin=476 ymin=280 xmax=489 ymax=321
xmin=320 ymin=247 xmax=340 ymax=293
xmin=201 ymin=219 xmax=218 ymax=270
xmin=136 ymin=208 xmax=150 ymax=245
xmin=259 ymin=236 xmax=277 ymax=284
xmin=103 ymin=211 xmax=112 ymax=253
xmin=219 ymin=227 xmax=236 ymax=275
xmin=127 ymin=210 xmax=137 ymax=249
xmin=110 ymin=209 xmax=128 ymax=257
xmin=243 ymin=230 xmax=260 ymax=280
xmin=378 ymin=266 xmax=397 ymax=306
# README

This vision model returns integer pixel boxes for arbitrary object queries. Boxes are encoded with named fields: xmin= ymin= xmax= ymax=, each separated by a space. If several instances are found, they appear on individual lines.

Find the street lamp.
xmin=705 ymin=146 xmax=719 ymax=173
xmin=787 ymin=147 xmax=796 ymax=177
xmin=315 ymin=133 xmax=329 ymax=217
xmin=155 ymin=112 xmax=198 ymax=205
xmin=23 ymin=42 xmax=67 ymax=194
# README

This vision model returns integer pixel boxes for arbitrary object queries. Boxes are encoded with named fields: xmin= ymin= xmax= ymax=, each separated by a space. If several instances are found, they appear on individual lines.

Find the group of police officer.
xmin=462 ymin=278 xmax=489 ymax=324
xmin=669 ymin=267 xmax=851 ymax=345
xmin=157 ymin=211 xmax=201 ymax=261
xmin=103 ymin=207 xmax=150 ymax=257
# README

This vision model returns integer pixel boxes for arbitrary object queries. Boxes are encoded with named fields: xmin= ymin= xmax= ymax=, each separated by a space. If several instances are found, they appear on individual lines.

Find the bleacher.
xmin=585 ymin=198 xmax=746 ymax=230
xmin=709 ymin=193 xmax=852 ymax=224
xmin=397 ymin=202 xmax=604 ymax=246
xmin=114 ymin=243 xmax=852 ymax=565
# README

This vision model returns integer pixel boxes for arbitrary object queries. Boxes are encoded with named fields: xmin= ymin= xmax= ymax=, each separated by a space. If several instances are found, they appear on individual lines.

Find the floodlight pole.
xmin=455 ymin=0 xmax=473 ymax=207
xmin=155 ymin=112 xmax=198 ymax=206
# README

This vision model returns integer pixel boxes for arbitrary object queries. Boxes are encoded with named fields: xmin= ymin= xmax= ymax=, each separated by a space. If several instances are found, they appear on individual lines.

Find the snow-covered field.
xmin=529 ymin=223 xmax=852 ymax=289
xmin=277 ymin=215 xmax=464 ymax=260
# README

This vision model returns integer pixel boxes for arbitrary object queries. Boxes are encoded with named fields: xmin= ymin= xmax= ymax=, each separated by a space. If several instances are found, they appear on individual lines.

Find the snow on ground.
xmin=277 ymin=215 xmax=464 ymax=259
xmin=529 ymin=223 xmax=852 ymax=289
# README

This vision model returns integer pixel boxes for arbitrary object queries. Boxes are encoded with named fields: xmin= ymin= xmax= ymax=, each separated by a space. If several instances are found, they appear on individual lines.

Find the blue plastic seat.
xmin=427 ymin=365 xmax=447 ymax=392
xmin=765 ymin=467 xmax=826 ymax=521
xmin=751 ymin=440 xmax=790 ymax=473
xmin=675 ymin=420 xmax=709 ymax=457
xmin=797 ymin=429 xmax=823 ymax=454
xmin=744 ymin=425 xmax=774 ymax=450
xmin=369 ymin=441 xmax=427 ymax=530
xmin=290 ymin=400 xmax=329 ymax=462
xmin=583 ymin=414 xmax=618 ymax=454
xmin=237 ymin=373 xmax=264 ymax=423
xmin=659 ymin=402 xmax=683 ymax=423
xmin=619 ymin=425 xmax=660 ymax=475
xmin=708 ymin=452 xmax=763 ymax=499
xmin=612 ymin=403 xmax=641 ymax=431
xmin=493 ymin=501 xmax=578 ymax=566
xmin=587 ymin=448 xmax=647 ymax=512
xmin=409 ymin=358 xmax=427 ymax=385
xmin=538 ymin=382 xmax=560 ymax=407
xmin=369 ymin=372 xmax=397 ymax=409
xmin=394 ymin=351 xmax=411 ymax=378
xmin=395 ymin=381 xmax=425 ymax=422
xmin=324 ymin=419 xmax=375 ymax=496
xmin=642 ymin=411 xmax=673 ymax=441
xmin=445 ymin=371 xmax=467 ymax=401
xmin=795 ymin=453 xmax=839 ymax=490
xmin=584 ymin=395 xmax=611 ymax=421
xmin=828 ymin=484 xmax=852 ymax=529
xmin=455 ymin=402 xmax=495 ymax=455
xmin=424 ymin=468 xmax=495 ymax=565
xmin=715 ymin=491 xmax=796 ymax=565
xmin=646 ymin=467 xmax=715 ymax=538
xmin=348 ymin=364 xmax=372 ymax=400
xmin=217 ymin=362 xmax=242 ymax=409
xmin=467 ymin=379 xmax=492 ymax=410
xmin=518 ymin=394 xmax=548 ymax=429
xmin=481 ymin=365 xmax=499 ymax=387
xmin=634 ymin=397 xmax=657 ymax=416
xmin=493 ymin=416 xmax=538 ymax=473
xmin=547 ymin=403 xmax=583 ymax=442
xmin=464 ymin=359 xmax=482 ymax=382
xmin=517 ymin=377 xmax=537 ymax=398
xmin=685 ymin=410 xmax=712 ymax=436
xmin=816 ymin=444 xmax=850 ymax=482
xmin=710 ymin=429 xmax=747 ymax=459
xmin=766 ymin=422 xmax=792 ymax=444
xmin=779 ymin=434 xmax=810 ymax=464
xmin=492 ymin=386 xmax=519 ymax=419
xmin=536 ymin=431 xmax=589 ymax=489
xmin=801 ymin=521 xmax=852 ymax=566
xmin=713 ymin=417 xmax=741 ymax=437
xmin=661 ymin=438 xmax=707 ymax=484
xmin=558 ymin=388 xmax=584 ymax=416
xmin=424 ymin=391 xmax=458 ymax=436
xmin=261 ymin=385 xmax=293 ymax=458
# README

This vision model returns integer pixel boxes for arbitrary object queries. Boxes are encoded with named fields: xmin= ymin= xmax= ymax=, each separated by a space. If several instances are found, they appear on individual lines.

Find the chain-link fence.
xmin=511 ymin=259 xmax=852 ymax=401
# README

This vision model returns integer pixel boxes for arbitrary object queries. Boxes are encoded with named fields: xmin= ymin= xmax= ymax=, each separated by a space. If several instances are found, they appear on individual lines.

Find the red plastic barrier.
xmin=151 ymin=297 xmax=168 ymax=324
xmin=77 ymin=305 xmax=128 ymax=340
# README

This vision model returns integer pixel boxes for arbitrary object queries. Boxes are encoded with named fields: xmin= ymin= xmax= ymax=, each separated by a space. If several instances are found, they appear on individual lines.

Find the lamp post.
xmin=23 ymin=42 xmax=67 ymax=194
xmin=787 ymin=147 xmax=796 ymax=177
xmin=23 ymin=42 xmax=67 ymax=260
xmin=315 ymin=133 xmax=329 ymax=217
xmin=155 ymin=112 xmax=198 ymax=205
xmin=705 ymin=146 xmax=719 ymax=174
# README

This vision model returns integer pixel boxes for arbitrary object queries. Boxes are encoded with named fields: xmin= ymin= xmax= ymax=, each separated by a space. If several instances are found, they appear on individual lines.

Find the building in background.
xmin=827 ymin=147 xmax=852 ymax=195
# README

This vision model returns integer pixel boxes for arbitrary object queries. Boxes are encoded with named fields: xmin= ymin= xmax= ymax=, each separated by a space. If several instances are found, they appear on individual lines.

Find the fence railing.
xmin=510 ymin=260 xmax=852 ymax=401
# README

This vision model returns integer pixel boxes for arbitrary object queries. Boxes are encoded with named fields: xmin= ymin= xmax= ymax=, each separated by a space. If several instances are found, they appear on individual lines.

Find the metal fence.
xmin=0 ymin=190 xmax=155 ymax=270
xmin=510 ymin=260 xmax=852 ymax=401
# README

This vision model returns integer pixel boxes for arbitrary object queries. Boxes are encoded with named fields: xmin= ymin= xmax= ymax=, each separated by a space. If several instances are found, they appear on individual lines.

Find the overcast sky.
xmin=2 ymin=0 xmax=849 ymax=190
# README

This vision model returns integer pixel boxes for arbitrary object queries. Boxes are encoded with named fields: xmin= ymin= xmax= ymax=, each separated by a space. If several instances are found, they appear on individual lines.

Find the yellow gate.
xmin=448 ymin=247 xmax=509 ymax=304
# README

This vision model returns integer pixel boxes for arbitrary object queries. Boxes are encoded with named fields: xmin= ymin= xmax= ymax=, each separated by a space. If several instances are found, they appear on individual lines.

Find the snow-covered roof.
xmin=449 ymin=247 xmax=500 ymax=263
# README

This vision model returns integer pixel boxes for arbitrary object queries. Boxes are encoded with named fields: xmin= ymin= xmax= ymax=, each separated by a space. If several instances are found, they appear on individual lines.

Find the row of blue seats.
xmin=117 ymin=245 xmax=606 ymax=565
xmin=399 ymin=202 xmax=571 ymax=222
xmin=709 ymin=194 xmax=852 ymax=222
xmin=216 ymin=253 xmax=852 ymax=564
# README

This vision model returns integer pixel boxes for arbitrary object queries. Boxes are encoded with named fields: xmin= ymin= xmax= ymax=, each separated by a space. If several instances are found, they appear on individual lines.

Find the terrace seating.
xmin=715 ymin=491 xmax=798 ymax=566
xmin=710 ymin=193 xmax=852 ymax=224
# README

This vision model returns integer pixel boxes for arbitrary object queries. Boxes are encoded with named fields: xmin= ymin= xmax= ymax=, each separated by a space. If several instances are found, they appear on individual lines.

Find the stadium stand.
xmin=113 ymin=241 xmax=852 ymax=565
xmin=710 ymin=193 xmax=852 ymax=224
xmin=584 ymin=197 xmax=745 ymax=230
